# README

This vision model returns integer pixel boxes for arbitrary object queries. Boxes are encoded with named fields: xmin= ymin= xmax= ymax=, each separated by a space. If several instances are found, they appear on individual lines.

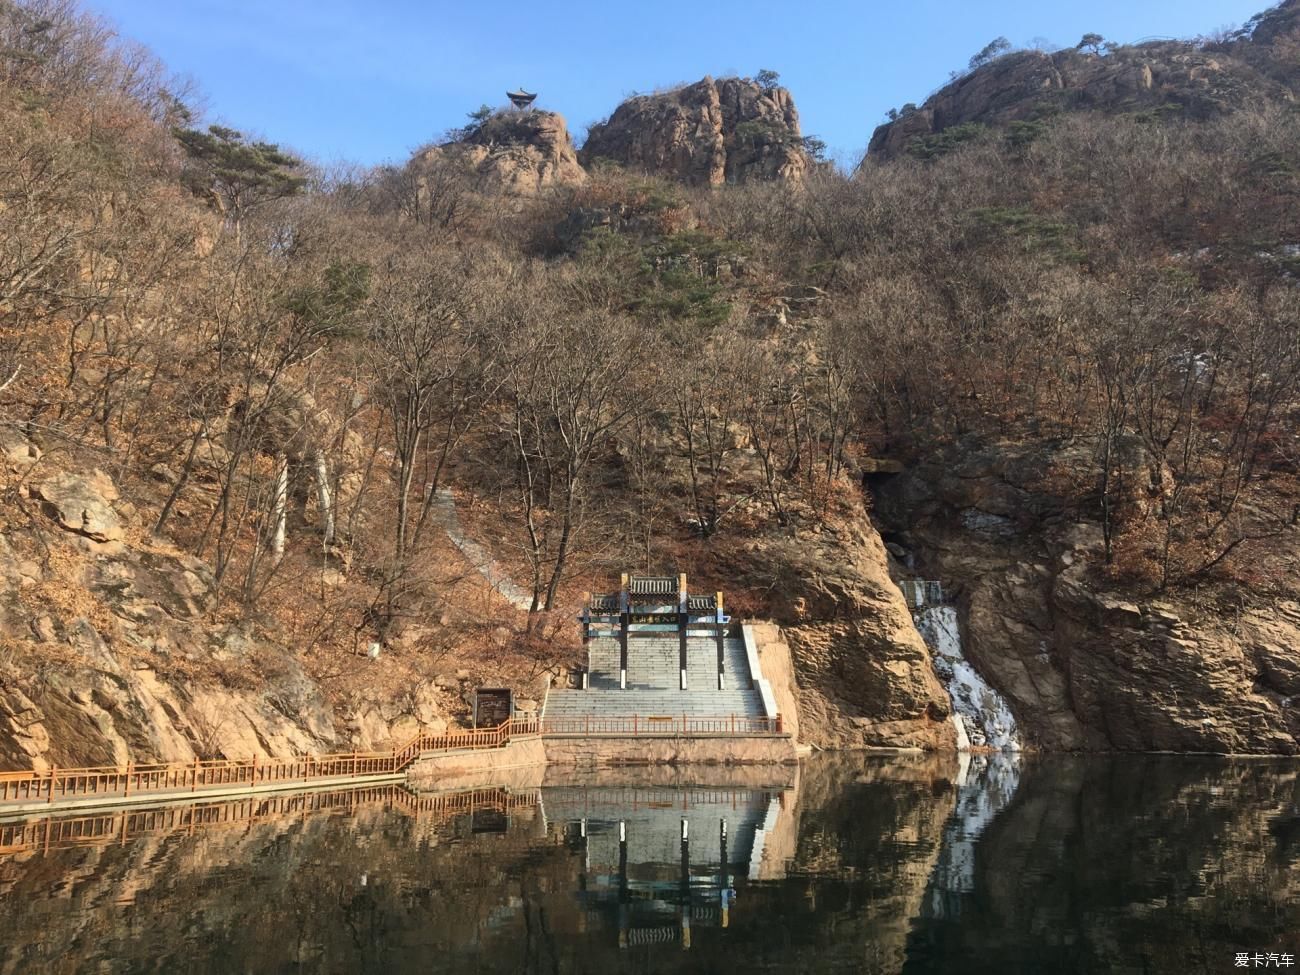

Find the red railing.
xmin=539 ymin=714 xmax=783 ymax=737
xmin=0 ymin=717 xmax=541 ymax=806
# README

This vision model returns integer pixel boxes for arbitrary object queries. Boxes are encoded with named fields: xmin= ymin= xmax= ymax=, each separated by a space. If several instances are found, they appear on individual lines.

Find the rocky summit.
xmin=406 ymin=74 xmax=814 ymax=196
xmin=866 ymin=3 xmax=1300 ymax=162
xmin=582 ymin=75 xmax=809 ymax=185
xmin=411 ymin=109 xmax=587 ymax=196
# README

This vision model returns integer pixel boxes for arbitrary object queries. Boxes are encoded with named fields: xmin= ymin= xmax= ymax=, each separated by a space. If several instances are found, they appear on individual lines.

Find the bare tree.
xmin=365 ymin=247 xmax=496 ymax=619
xmin=500 ymin=305 xmax=639 ymax=612
xmin=671 ymin=334 xmax=742 ymax=537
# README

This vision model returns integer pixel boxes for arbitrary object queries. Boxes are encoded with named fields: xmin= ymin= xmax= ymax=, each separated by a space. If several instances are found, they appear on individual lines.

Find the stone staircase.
xmin=544 ymin=633 xmax=766 ymax=723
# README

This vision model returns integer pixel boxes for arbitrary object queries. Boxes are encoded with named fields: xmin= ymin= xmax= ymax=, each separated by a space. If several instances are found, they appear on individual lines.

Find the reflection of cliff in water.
xmin=0 ymin=755 xmax=1295 ymax=974
xmin=904 ymin=757 xmax=1300 ymax=974
xmin=0 ymin=784 xmax=559 ymax=975
xmin=0 ymin=757 xmax=957 ymax=974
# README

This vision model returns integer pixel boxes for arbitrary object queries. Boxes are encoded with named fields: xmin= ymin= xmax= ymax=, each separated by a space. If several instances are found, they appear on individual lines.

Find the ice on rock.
xmin=915 ymin=604 xmax=1021 ymax=752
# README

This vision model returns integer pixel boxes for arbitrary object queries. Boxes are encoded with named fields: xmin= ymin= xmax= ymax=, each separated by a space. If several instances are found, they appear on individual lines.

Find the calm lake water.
xmin=0 ymin=754 xmax=1296 ymax=974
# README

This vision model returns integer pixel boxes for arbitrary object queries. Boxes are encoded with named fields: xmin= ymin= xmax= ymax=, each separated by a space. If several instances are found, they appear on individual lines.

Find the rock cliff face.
xmin=735 ymin=510 xmax=957 ymax=750
xmin=582 ymin=76 xmax=808 ymax=185
xmin=0 ymin=443 xmax=457 ymax=771
xmin=1250 ymin=0 xmax=1300 ymax=46
xmin=411 ymin=109 xmax=586 ymax=197
xmin=866 ymin=23 xmax=1297 ymax=161
xmin=872 ymin=440 xmax=1300 ymax=754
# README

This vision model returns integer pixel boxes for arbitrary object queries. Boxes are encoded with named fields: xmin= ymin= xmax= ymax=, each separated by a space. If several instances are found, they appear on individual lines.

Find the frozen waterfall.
xmin=908 ymin=588 xmax=1021 ymax=752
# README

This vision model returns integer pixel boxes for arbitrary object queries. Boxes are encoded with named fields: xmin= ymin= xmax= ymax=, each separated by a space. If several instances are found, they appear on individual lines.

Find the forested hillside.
xmin=1 ymin=0 xmax=1298 ymax=761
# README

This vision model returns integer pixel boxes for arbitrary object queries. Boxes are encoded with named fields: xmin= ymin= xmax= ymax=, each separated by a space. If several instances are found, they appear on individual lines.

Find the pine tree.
xmin=174 ymin=125 xmax=306 ymax=241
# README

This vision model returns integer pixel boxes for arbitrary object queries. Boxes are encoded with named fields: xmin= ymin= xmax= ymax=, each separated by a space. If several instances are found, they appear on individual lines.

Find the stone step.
xmin=585 ymin=638 xmax=753 ymax=689
xmin=545 ymin=693 xmax=761 ymax=707
xmin=546 ymin=689 xmax=761 ymax=701
xmin=540 ymin=696 xmax=759 ymax=712
xmin=543 ymin=695 xmax=765 ymax=717
xmin=562 ymin=631 xmax=768 ymax=725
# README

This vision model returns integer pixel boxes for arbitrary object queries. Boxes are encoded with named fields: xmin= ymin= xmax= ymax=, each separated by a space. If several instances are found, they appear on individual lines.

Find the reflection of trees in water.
xmin=904 ymin=758 xmax=1300 ymax=974
xmin=518 ymin=888 xmax=564 ymax=975
xmin=0 ymin=803 xmax=565 ymax=973
xmin=0 ymin=758 xmax=1294 ymax=974
xmin=341 ymin=874 xmax=387 ymax=974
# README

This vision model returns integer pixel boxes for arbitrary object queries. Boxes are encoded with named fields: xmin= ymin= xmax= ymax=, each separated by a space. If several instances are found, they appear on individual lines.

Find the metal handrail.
xmin=0 ymin=716 xmax=541 ymax=805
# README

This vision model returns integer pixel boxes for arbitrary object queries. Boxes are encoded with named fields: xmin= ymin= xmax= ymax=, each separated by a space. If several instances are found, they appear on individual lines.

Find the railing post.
xmin=123 ymin=763 xmax=132 ymax=798
xmin=678 ymin=572 xmax=688 ymax=691
xmin=47 ymin=766 xmax=57 ymax=804
xmin=716 ymin=591 xmax=725 ymax=690
xmin=619 ymin=575 xmax=630 ymax=690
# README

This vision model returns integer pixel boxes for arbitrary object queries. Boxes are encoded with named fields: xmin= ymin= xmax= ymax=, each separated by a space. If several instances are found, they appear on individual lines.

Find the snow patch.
xmin=960 ymin=509 xmax=1017 ymax=536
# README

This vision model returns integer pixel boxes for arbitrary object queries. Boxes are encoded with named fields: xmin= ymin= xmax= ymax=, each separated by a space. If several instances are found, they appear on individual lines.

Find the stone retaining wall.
xmin=543 ymin=735 xmax=797 ymax=767
xmin=406 ymin=737 xmax=546 ymax=788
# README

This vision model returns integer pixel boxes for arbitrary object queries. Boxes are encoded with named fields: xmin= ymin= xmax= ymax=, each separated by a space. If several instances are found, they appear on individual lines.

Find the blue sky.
xmin=94 ymin=0 xmax=1270 ymax=168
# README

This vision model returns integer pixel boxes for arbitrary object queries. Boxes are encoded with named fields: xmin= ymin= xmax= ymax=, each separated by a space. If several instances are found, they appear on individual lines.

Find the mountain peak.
xmin=409 ymin=108 xmax=586 ymax=196
xmin=582 ymin=75 xmax=809 ymax=185
xmin=865 ymin=5 xmax=1299 ymax=164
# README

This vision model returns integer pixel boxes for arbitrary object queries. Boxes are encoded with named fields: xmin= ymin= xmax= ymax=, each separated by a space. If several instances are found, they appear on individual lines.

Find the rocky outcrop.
xmin=0 ymin=447 xmax=457 ymax=771
xmin=736 ymin=510 xmax=956 ymax=750
xmin=411 ymin=109 xmax=586 ymax=197
xmin=1244 ymin=0 xmax=1300 ymax=49
xmin=872 ymin=439 xmax=1300 ymax=754
xmin=34 ymin=469 xmax=124 ymax=544
xmin=582 ymin=76 xmax=808 ymax=185
xmin=0 ymin=513 xmax=350 ymax=770
xmin=0 ymin=426 xmax=40 ymax=471
xmin=865 ymin=36 xmax=1292 ymax=161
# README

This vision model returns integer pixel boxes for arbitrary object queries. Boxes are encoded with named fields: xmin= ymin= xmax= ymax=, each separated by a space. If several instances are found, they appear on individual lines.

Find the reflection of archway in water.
xmin=0 ymin=784 xmax=543 ymax=858
xmin=542 ymin=786 xmax=782 ymax=949
xmin=919 ymin=753 xmax=1022 ymax=920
